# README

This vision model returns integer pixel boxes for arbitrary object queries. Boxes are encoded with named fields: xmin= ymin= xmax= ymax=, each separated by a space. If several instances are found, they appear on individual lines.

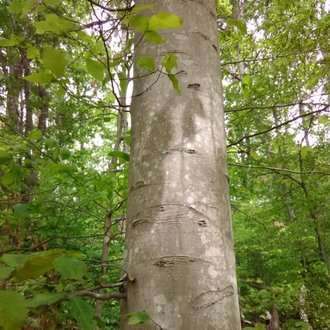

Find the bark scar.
xmin=191 ymin=285 xmax=234 ymax=310
xmin=154 ymin=255 xmax=198 ymax=267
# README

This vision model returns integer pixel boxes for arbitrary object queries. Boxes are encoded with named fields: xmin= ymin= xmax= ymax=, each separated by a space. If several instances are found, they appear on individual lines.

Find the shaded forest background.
xmin=0 ymin=0 xmax=329 ymax=329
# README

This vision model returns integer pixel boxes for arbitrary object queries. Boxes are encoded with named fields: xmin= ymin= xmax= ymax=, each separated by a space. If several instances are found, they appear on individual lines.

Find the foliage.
xmin=0 ymin=0 xmax=329 ymax=328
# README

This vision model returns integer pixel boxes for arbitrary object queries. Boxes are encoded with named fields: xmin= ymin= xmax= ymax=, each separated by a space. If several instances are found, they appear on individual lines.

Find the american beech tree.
xmin=121 ymin=0 xmax=241 ymax=328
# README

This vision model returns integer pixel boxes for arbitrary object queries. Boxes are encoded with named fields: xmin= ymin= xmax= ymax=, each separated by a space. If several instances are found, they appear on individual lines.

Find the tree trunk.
xmin=121 ymin=1 xmax=241 ymax=329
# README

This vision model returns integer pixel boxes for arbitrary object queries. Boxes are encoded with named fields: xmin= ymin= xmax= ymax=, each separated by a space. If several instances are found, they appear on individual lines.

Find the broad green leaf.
xmin=22 ymin=0 xmax=38 ymax=16
xmin=67 ymin=297 xmax=96 ymax=330
xmin=13 ymin=250 xmax=65 ymax=281
xmin=108 ymin=151 xmax=130 ymax=162
xmin=129 ymin=15 xmax=149 ymax=32
xmin=137 ymin=56 xmax=156 ymax=72
xmin=121 ymin=311 xmax=150 ymax=325
xmin=0 ymin=266 xmax=14 ymax=280
xmin=144 ymin=31 xmax=164 ymax=44
xmin=118 ymin=70 xmax=128 ymax=95
xmin=25 ymin=293 xmax=63 ymax=308
xmin=28 ymin=129 xmax=43 ymax=141
xmin=0 ymin=35 xmax=24 ymax=47
xmin=24 ymin=71 xmax=53 ymax=83
xmin=1 ymin=172 xmax=15 ymax=186
xmin=162 ymin=53 xmax=178 ymax=73
xmin=124 ymin=130 xmax=131 ymax=146
xmin=132 ymin=4 xmax=154 ymax=14
xmin=242 ymin=75 xmax=251 ymax=86
xmin=148 ymin=12 xmax=183 ymax=30
xmin=0 ymin=290 xmax=27 ymax=330
xmin=26 ymin=46 xmax=40 ymax=59
xmin=0 ymin=254 xmax=30 ymax=267
xmin=318 ymin=115 xmax=328 ymax=124
xmin=255 ymin=323 xmax=266 ymax=330
xmin=42 ymin=47 xmax=66 ymax=76
xmin=54 ymin=255 xmax=87 ymax=280
xmin=86 ymin=59 xmax=105 ymax=82
xmin=0 ymin=150 xmax=11 ymax=164
xmin=34 ymin=14 xmax=75 ymax=35
xmin=168 ymin=74 xmax=181 ymax=95
xmin=13 ymin=203 xmax=29 ymax=218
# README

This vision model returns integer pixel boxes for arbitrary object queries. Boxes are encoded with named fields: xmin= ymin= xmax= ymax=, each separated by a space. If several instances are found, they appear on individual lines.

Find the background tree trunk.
xmin=121 ymin=0 xmax=241 ymax=329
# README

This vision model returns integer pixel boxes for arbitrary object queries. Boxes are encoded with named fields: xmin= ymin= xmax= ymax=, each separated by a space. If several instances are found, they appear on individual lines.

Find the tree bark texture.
xmin=122 ymin=0 xmax=241 ymax=329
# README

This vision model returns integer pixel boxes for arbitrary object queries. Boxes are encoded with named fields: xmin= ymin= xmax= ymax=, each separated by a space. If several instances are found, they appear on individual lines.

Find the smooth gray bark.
xmin=121 ymin=0 xmax=241 ymax=329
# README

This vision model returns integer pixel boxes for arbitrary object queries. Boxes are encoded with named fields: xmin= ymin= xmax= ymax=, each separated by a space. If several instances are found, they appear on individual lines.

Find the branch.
xmin=225 ymin=102 xmax=329 ymax=113
xmin=74 ymin=290 xmax=126 ymax=300
xmin=228 ymin=163 xmax=330 ymax=176
xmin=86 ymin=0 xmax=134 ymax=12
xmin=227 ymin=106 xmax=329 ymax=147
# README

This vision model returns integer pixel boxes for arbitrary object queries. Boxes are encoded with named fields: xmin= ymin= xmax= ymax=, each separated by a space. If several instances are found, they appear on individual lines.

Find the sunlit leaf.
xmin=42 ymin=47 xmax=66 ymax=76
xmin=121 ymin=311 xmax=150 ymax=325
xmin=0 ymin=35 xmax=24 ymax=47
xmin=168 ymin=74 xmax=181 ymax=95
xmin=86 ymin=59 xmax=105 ymax=82
xmin=162 ymin=53 xmax=178 ymax=73
xmin=24 ymin=71 xmax=53 ymax=84
xmin=148 ymin=12 xmax=183 ymax=30
xmin=28 ymin=129 xmax=43 ymax=141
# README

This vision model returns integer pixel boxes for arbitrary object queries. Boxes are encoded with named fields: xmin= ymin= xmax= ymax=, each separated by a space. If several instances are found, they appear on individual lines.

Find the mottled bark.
xmin=121 ymin=1 xmax=240 ymax=329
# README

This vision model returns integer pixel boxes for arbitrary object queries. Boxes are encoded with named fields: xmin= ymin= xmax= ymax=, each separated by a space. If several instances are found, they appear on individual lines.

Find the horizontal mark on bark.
xmin=153 ymin=255 xmax=199 ymax=267
xmin=191 ymin=285 xmax=234 ymax=310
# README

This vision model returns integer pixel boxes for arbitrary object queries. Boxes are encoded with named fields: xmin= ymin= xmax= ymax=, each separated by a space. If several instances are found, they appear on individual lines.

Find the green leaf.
xmin=144 ymin=31 xmax=164 ymax=44
xmin=0 ymin=254 xmax=30 ymax=267
xmin=8 ymin=0 xmax=24 ymax=14
xmin=42 ymin=47 xmax=66 ymax=76
xmin=226 ymin=18 xmax=247 ymax=34
xmin=44 ymin=0 xmax=61 ymax=5
xmin=132 ymin=4 xmax=154 ymax=14
xmin=148 ymin=12 xmax=183 ymax=30
xmin=24 ymin=71 xmax=53 ymax=84
xmin=162 ymin=53 xmax=178 ymax=73
xmin=26 ymin=46 xmax=40 ymax=59
xmin=12 ymin=203 xmax=29 ymax=218
xmin=34 ymin=14 xmax=75 ymax=35
xmin=22 ymin=0 xmax=38 ymax=16
xmin=137 ymin=56 xmax=156 ymax=72
xmin=28 ymin=129 xmax=43 ymax=141
xmin=67 ymin=297 xmax=96 ymax=330
xmin=0 ymin=266 xmax=15 ymax=280
xmin=0 ymin=290 xmax=28 ymax=330
xmin=1 ymin=172 xmax=15 ymax=186
xmin=0 ymin=34 xmax=24 ymax=47
xmin=168 ymin=74 xmax=181 ymax=95
xmin=54 ymin=255 xmax=87 ymax=280
xmin=25 ymin=293 xmax=63 ymax=308
xmin=242 ymin=74 xmax=251 ymax=86
xmin=13 ymin=250 xmax=65 ymax=281
xmin=129 ymin=15 xmax=149 ymax=32
xmin=121 ymin=311 xmax=150 ymax=325
xmin=86 ymin=59 xmax=105 ymax=82
xmin=0 ymin=150 xmax=11 ymax=164
xmin=108 ymin=151 xmax=130 ymax=162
